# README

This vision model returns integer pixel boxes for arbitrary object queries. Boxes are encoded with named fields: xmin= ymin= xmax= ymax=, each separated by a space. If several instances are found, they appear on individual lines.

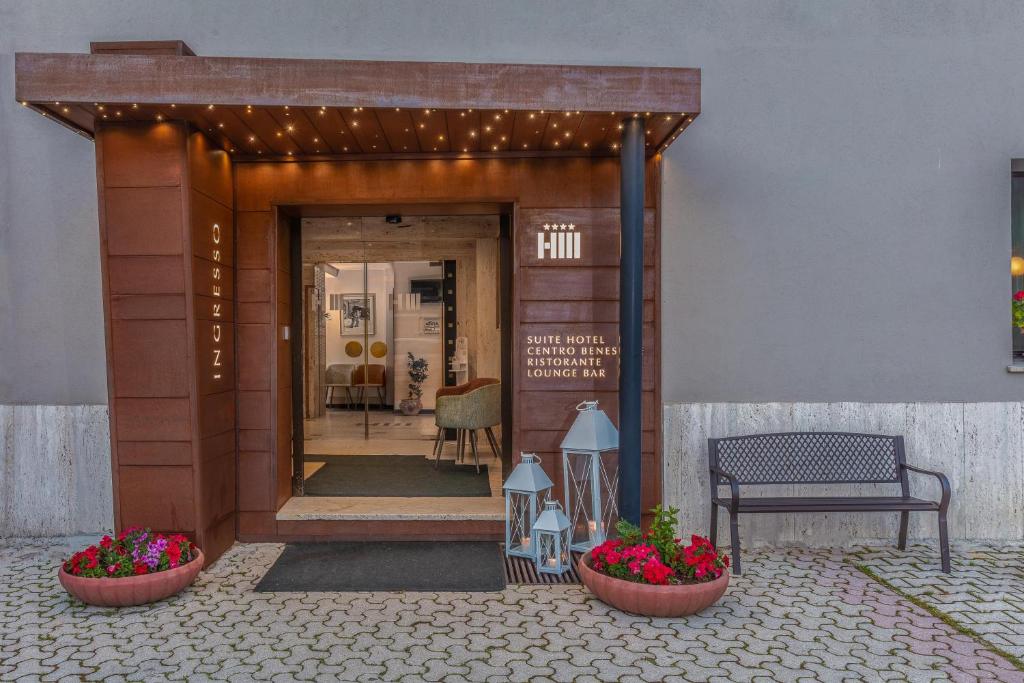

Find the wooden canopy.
xmin=15 ymin=44 xmax=700 ymax=159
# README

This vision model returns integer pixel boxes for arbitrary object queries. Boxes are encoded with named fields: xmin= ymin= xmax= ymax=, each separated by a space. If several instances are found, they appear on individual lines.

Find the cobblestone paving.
xmin=1 ymin=539 xmax=1022 ymax=681
xmin=855 ymin=543 xmax=1024 ymax=663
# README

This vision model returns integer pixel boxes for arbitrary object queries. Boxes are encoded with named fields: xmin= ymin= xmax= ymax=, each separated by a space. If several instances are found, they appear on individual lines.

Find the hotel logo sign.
xmin=537 ymin=222 xmax=581 ymax=260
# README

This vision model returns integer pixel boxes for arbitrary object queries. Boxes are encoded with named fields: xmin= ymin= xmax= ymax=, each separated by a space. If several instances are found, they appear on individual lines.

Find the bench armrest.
xmin=901 ymin=463 xmax=951 ymax=512
xmin=709 ymin=465 xmax=741 ymax=509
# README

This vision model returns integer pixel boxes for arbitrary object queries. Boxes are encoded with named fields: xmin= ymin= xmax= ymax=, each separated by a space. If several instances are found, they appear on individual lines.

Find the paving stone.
xmin=2 ymin=539 xmax=1024 ymax=681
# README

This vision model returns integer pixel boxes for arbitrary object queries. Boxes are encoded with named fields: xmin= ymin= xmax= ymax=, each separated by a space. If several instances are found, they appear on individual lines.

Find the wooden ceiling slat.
xmin=372 ymin=108 xmax=422 ymax=153
xmin=316 ymin=108 xmax=362 ymax=154
xmin=219 ymin=107 xmax=271 ymax=155
xmin=478 ymin=109 xmax=514 ymax=153
xmin=339 ymin=108 xmax=391 ymax=154
xmin=571 ymin=113 xmax=615 ymax=153
xmin=241 ymin=107 xmax=299 ymax=156
xmin=409 ymin=108 xmax=450 ymax=153
xmin=444 ymin=108 xmax=479 ymax=154
xmin=509 ymin=111 xmax=547 ymax=152
xmin=542 ymin=111 xmax=583 ymax=152
xmin=267 ymin=107 xmax=318 ymax=155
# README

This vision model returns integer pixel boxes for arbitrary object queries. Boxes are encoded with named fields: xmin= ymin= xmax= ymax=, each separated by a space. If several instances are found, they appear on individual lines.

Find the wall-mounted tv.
xmin=410 ymin=278 xmax=443 ymax=303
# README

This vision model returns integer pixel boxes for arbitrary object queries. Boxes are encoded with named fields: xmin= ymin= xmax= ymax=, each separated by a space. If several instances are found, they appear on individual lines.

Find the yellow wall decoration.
xmin=345 ymin=341 xmax=363 ymax=358
xmin=370 ymin=341 xmax=388 ymax=358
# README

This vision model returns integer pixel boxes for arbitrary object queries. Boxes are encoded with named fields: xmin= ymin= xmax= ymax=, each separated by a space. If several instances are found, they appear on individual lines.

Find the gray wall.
xmin=3 ymin=1 xmax=1024 ymax=405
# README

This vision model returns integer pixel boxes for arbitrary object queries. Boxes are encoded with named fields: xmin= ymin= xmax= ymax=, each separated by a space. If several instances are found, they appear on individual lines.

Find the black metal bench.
xmin=708 ymin=432 xmax=951 ymax=574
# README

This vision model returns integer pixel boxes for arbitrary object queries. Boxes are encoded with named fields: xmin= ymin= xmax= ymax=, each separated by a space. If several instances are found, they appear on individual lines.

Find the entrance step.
xmin=277 ymin=496 xmax=505 ymax=521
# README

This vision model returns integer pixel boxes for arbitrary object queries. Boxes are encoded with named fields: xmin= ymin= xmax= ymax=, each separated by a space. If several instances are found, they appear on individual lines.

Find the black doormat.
xmin=303 ymin=454 xmax=490 ymax=497
xmin=255 ymin=542 xmax=506 ymax=592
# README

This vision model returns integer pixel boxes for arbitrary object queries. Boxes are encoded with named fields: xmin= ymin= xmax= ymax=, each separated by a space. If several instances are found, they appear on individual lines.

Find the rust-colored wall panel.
xmin=237 ymin=511 xmax=277 ymax=537
xmin=520 ymin=300 xmax=655 ymax=324
xmin=118 ymin=466 xmax=195 ymax=531
xmin=200 ymin=430 xmax=235 ymax=464
xmin=517 ymin=208 xmax=655 ymax=267
xmin=238 ymin=451 xmax=273 ymax=511
xmin=237 ymin=212 xmax=273 ymax=269
xmin=105 ymin=187 xmax=184 ymax=256
xmin=107 ymin=256 xmax=186 ymax=295
xmin=188 ymin=133 xmax=233 ymax=207
xmin=190 ymin=191 xmax=235 ymax=266
xmin=236 ymin=270 xmax=272 ymax=302
xmin=196 ymin=321 xmax=235 ymax=396
xmin=198 ymin=391 xmax=236 ymax=439
xmin=110 ymin=319 xmax=190 ymax=397
xmin=99 ymin=123 xmax=185 ymax=188
xmin=237 ymin=324 xmax=272 ymax=391
xmin=117 ymin=441 xmax=192 ymax=467
xmin=518 ymin=267 xmax=655 ymax=302
xmin=238 ymin=391 xmax=272 ymax=430
xmin=114 ymin=398 xmax=192 ymax=441
xmin=194 ymin=295 xmax=234 ymax=323
xmin=517 ymin=391 xmax=656 ymax=432
xmin=237 ymin=302 xmax=272 ymax=324
xmin=239 ymin=429 xmax=272 ymax=452
xmin=111 ymin=294 xmax=187 ymax=320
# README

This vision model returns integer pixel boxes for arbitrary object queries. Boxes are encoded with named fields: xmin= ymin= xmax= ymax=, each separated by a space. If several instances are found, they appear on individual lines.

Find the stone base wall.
xmin=664 ymin=402 xmax=1024 ymax=546
xmin=0 ymin=405 xmax=112 ymax=537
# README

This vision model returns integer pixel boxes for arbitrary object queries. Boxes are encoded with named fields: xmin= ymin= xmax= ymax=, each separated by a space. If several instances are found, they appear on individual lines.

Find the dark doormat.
xmin=303 ymin=454 xmax=490 ymax=497
xmin=255 ymin=541 xmax=506 ymax=592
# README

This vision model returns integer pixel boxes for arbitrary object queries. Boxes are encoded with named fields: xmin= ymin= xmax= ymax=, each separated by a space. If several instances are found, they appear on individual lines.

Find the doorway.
xmin=285 ymin=208 xmax=513 ymax=518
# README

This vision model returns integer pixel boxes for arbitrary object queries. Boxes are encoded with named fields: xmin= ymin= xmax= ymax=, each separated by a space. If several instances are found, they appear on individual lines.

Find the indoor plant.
xmin=58 ymin=527 xmax=204 ymax=606
xmin=399 ymin=352 xmax=429 ymax=415
xmin=578 ymin=505 xmax=730 ymax=617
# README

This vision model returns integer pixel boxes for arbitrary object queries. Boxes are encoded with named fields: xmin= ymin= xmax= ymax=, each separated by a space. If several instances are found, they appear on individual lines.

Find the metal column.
xmin=618 ymin=116 xmax=645 ymax=526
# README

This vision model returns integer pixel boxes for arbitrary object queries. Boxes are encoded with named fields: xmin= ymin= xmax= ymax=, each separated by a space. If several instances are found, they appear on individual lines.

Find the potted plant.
xmin=58 ymin=527 xmax=204 ymax=607
xmin=399 ymin=352 xmax=429 ymax=415
xmin=1014 ymin=291 xmax=1024 ymax=332
xmin=578 ymin=505 xmax=730 ymax=617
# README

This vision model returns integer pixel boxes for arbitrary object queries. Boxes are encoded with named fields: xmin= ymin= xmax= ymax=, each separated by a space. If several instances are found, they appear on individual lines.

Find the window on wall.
xmin=1012 ymin=160 xmax=1024 ymax=363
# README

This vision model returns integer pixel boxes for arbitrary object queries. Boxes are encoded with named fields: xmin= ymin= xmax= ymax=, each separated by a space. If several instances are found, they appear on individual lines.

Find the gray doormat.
xmin=255 ymin=542 xmax=506 ymax=592
xmin=303 ymin=454 xmax=490 ymax=497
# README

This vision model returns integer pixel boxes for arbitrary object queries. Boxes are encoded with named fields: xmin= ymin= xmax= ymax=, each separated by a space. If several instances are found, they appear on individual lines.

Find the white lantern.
xmin=561 ymin=400 xmax=619 ymax=552
xmin=502 ymin=453 xmax=553 ymax=559
xmin=532 ymin=500 xmax=572 ymax=575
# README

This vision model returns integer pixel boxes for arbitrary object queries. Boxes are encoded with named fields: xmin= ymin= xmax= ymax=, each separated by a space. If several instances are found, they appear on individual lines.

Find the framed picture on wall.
xmin=420 ymin=316 xmax=441 ymax=335
xmin=340 ymin=293 xmax=376 ymax=336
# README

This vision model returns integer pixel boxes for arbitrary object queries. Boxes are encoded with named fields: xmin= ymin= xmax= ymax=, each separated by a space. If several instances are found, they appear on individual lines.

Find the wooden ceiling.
xmin=27 ymin=101 xmax=693 ymax=159
xmin=16 ymin=43 xmax=700 ymax=159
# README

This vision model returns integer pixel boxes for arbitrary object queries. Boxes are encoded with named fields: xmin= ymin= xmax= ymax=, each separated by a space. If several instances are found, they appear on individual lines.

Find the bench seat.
xmin=714 ymin=496 xmax=939 ymax=513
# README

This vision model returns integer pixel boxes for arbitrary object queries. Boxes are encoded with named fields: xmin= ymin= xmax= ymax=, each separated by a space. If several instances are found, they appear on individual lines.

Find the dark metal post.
xmin=619 ymin=116 xmax=645 ymax=526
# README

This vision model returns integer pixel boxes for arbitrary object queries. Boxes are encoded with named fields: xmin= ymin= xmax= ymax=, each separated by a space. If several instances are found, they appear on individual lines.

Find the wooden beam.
xmin=90 ymin=40 xmax=195 ymax=56
xmin=15 ymin=52 xmax=700 ymax=115
xmin=303 ymin=239 xmax=478 ymax=263
xmin=302 ymin=215 xmax=499 ymax=241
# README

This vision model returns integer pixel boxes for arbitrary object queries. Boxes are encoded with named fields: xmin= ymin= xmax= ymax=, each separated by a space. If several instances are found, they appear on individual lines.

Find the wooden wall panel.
xmin=233 ymin=154 xmax=662 ymax=538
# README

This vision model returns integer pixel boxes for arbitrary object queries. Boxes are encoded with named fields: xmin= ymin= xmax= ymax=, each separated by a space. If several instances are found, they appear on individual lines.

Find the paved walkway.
xmin=1 ymin=540 xmax=1022 ymax=681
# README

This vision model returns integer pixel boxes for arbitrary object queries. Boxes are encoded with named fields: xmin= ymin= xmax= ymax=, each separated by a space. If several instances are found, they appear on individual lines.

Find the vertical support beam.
xmin=619 ymin=117 xmax=645 ymax=526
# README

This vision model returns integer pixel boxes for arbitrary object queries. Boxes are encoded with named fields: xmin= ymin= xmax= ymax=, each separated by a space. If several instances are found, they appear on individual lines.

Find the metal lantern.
xmin=561 ymin=400 xmax=619 ymax=552
xmin=502 ymin=453 xmax=553 ymax=558
xmin=532 ymin=500 xmax=572 ymax=575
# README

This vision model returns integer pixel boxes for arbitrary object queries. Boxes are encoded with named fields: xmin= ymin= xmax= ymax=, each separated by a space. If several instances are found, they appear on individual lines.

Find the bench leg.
xmin=709 ymin=502 xmax=718 ymax=548
xmin=938 ymin=512 xmax=951 ymax=573
xmin=729 ymin=511 xmax=742 ymax=575
xmin=898 ymin=511 xmax=909 ymax=550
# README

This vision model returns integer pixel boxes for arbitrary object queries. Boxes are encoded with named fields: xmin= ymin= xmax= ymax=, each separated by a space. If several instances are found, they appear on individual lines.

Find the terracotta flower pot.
xmin=58 ymin=550 xmax=204 ymax=607
xmin=578 ymin=551 xmax=729 ymax=617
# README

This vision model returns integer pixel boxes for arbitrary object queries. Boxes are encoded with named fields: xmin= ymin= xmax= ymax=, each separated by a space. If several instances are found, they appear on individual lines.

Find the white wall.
xmin=393 ymin=262 xmax=444 ymax=409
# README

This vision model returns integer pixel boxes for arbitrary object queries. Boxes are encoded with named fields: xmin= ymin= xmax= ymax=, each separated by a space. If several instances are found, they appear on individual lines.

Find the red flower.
xmin=167 ymin=543 xmax=182 ymax=567
xmin=99 ymin=535 xmax=113 ymax=549
xmin=133 ymin=562 xmax=149 ymax=575
xmin=642 ymin=558 xmax=674 ymax=585
xmin=1015 ymin=291 xmax=1024 ymax=302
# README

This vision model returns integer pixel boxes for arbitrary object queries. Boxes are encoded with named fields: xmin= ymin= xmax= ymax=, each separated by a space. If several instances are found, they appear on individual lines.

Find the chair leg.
xmin=345 ymin=387 xmax=353 ymax=410
xmin=729 ymin=512 xmax=742 ymax=575
xmin=457 ymin=430 xmax=466 ymax=463
xmin=484 ymin=427 xmax=501 ymax=460
xmin=432 ymin=427 xmax=445 ymax=468
xmin=469 ymin=430 xmax=481 ymax=474
xmin=938 ymin=512 xmax=951 ymax=573
xmin=709 ymin=502 xmax=718 ymax=548
xmin=377 ymin=386 xmax=384 ymax=407
xmin=898 ymin=511 xmax=909 ymax=550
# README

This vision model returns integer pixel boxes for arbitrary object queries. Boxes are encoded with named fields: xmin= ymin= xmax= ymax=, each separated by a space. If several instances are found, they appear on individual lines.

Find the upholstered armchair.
xmin=433 ymin=378 xmax=501 ymax=473
xmin=324 ymin=363 xmax=355 ymax=409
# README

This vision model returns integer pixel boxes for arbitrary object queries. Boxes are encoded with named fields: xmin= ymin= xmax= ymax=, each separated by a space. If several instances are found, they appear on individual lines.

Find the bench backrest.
xmin=708 ymin=432 xmax=905 ymax=485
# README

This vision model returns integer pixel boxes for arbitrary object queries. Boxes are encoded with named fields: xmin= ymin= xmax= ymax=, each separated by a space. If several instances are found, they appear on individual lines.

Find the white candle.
xmin=521 ymin=537 xmax=531 ymax=549
xmin=547 ymin=557 xmax=557 ymax=568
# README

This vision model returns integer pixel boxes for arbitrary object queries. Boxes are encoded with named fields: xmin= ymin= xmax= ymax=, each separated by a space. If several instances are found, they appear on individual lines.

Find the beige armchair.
xmin=433 ymin=378 xmax=501 ymax=473
xmin=324 ymin=363 xmax=354 ymax=409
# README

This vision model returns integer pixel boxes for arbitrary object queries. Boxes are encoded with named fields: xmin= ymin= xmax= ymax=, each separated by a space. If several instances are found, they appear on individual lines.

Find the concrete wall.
xmin=4 ymin=1 xmax=1024 ymax=538
xmin=665 ymin=401 xmax=1024 ymax=545
xmin=4 ymin=1 xmax=1024 ymax=404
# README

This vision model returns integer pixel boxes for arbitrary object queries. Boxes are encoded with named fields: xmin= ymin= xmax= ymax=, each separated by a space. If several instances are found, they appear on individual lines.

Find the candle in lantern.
xmin=521 ymin=536 xmax=531 ymax=550
xmin=547 ymin=557 xmax=557 ymax=568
